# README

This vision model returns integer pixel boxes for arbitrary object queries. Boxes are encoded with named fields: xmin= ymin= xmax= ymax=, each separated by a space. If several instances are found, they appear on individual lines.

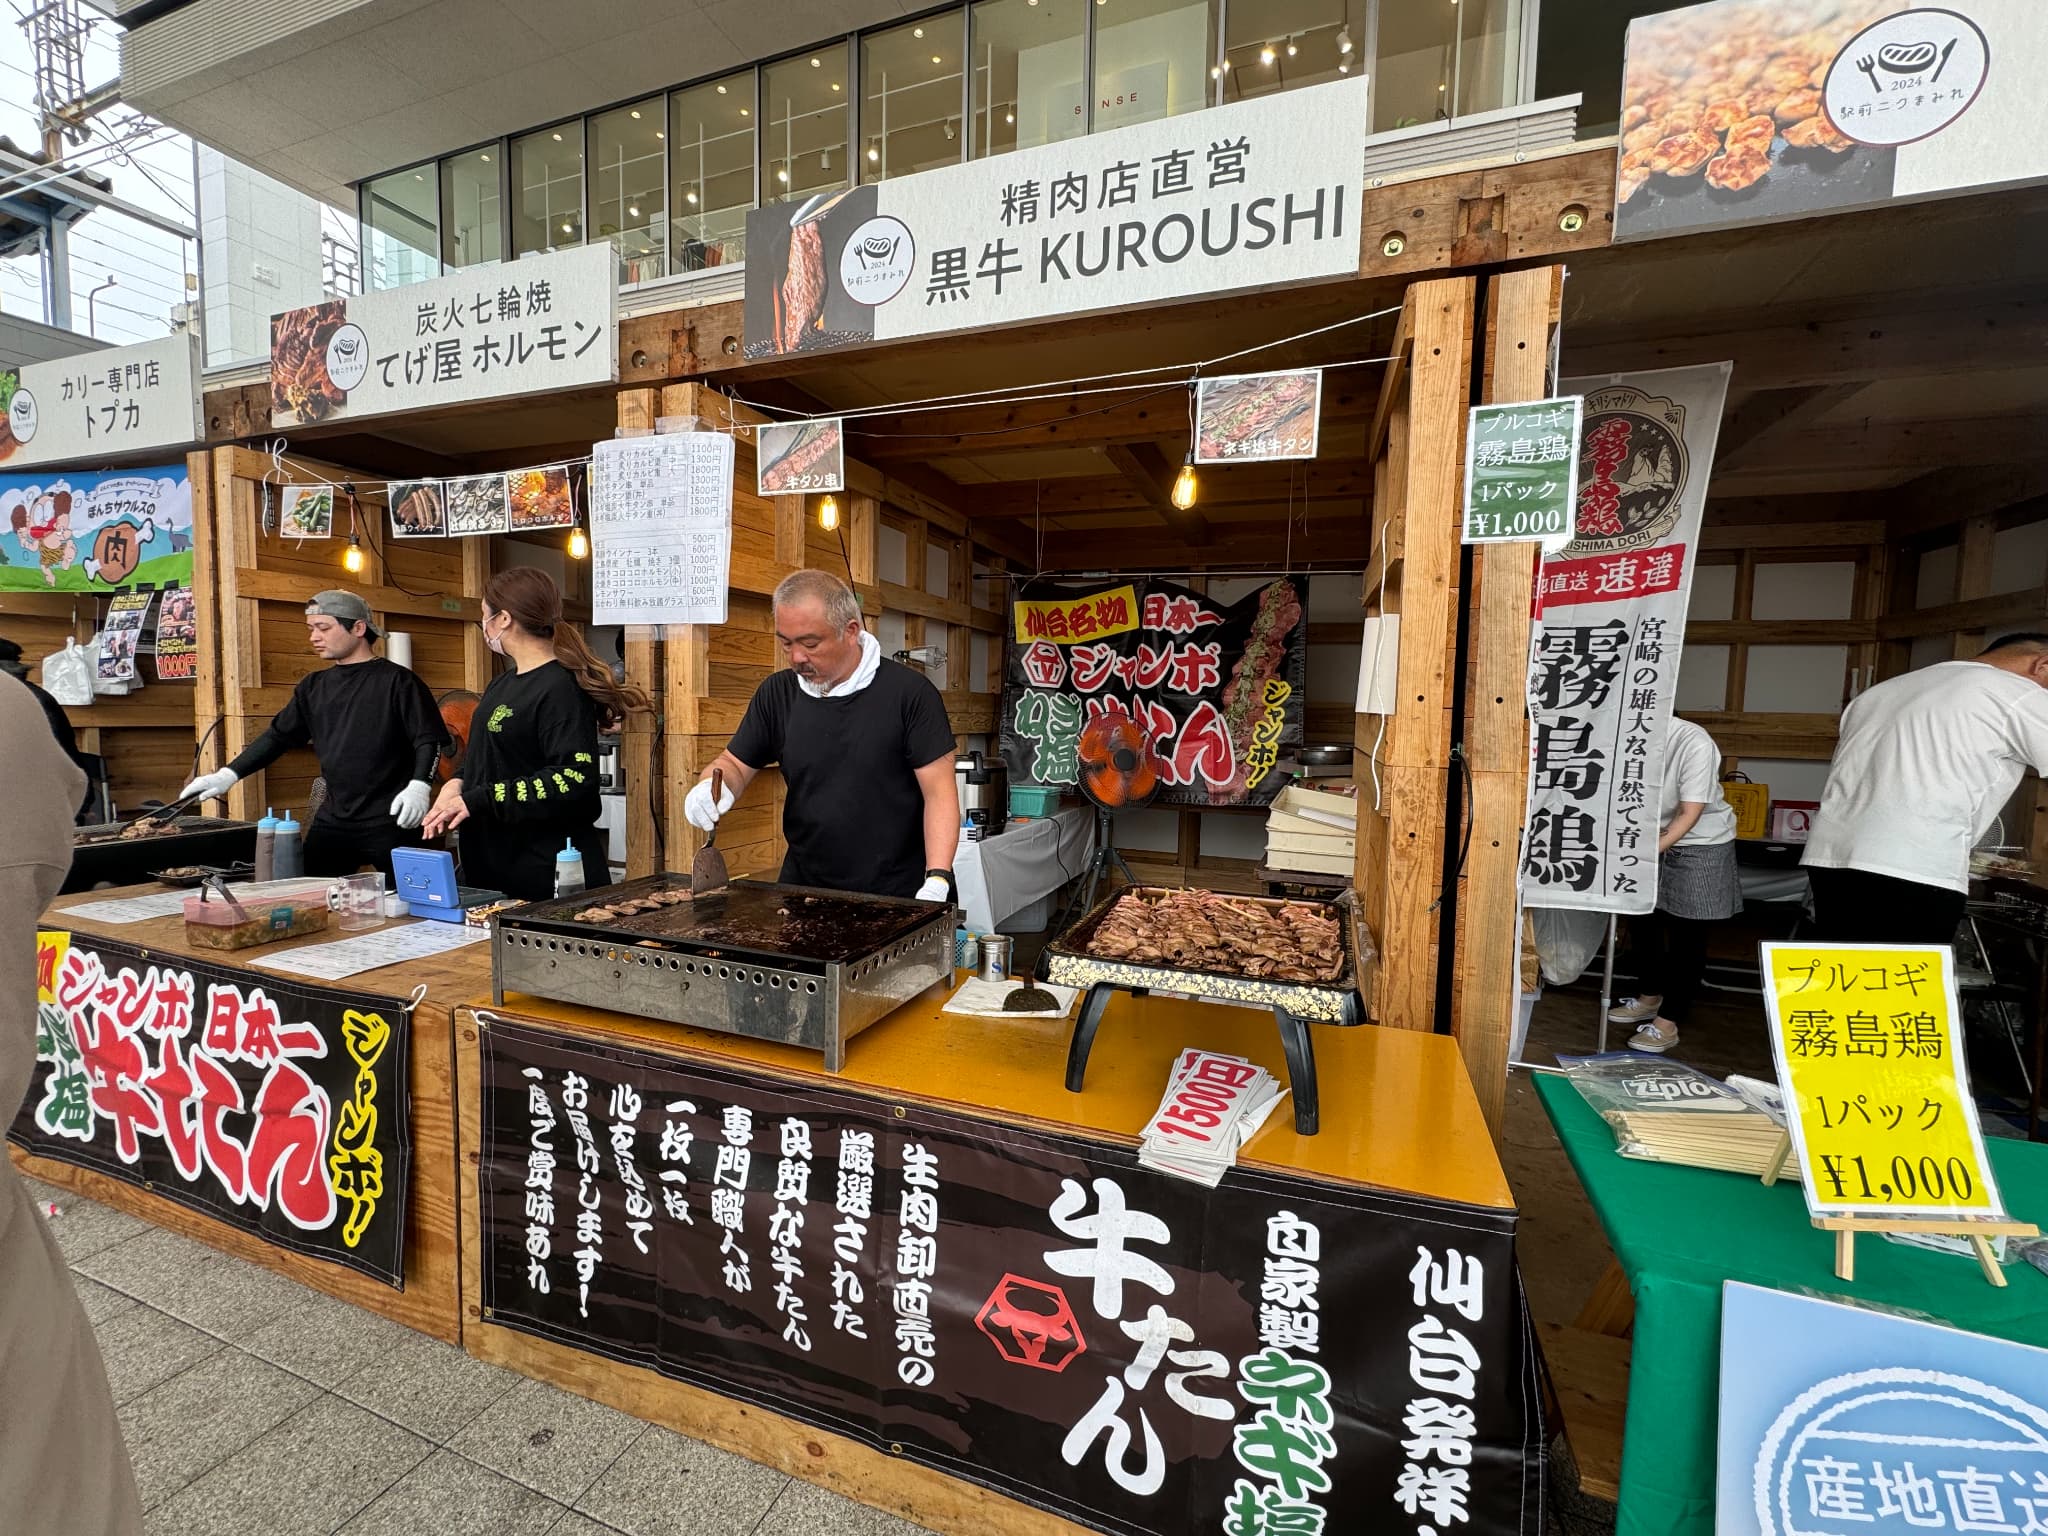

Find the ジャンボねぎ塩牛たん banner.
xmin=744 ymin=75 xmax=1368 ymax=359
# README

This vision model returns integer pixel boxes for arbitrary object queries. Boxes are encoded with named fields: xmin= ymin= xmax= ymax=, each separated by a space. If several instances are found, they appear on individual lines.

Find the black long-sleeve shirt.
xmin=228 ymin=658 xmax=447 ymax=827
xmin=457 ymin=660 xmax=601 ymax=831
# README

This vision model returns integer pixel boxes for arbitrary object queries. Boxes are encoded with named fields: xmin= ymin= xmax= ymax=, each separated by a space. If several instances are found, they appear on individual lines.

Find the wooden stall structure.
xmin=189 ymin=445 xmax=494 ymax=822
xmin=610 ymin=382 xmax=1015 ymax=881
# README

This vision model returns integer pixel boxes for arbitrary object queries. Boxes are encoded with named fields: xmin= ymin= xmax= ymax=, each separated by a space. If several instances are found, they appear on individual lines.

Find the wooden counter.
xmin=14 ymin=885 xmax=493 ymax=1344
xmin=455 ymin=979 xmax=1518 ymax=1535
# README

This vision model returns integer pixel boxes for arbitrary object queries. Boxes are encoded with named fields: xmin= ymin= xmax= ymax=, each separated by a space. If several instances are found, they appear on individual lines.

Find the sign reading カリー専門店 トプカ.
xmin=1616 ymin=0 xmax=2045 ymax=243
xmin=744 ymin=75 xmax=1368 ymax=359
xmin=0 ymin=333 xmax=201 ymax=470
xmin=7 ymin=931 xmax=414 ymax=1287
xmin=269 ymin=245 xmax=617 ymax=428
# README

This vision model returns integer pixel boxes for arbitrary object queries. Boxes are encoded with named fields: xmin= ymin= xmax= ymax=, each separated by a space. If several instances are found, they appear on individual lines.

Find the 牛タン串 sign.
xmin=0 ymin=333 xmax=201 ymax=470
xmin=1463 ymin=397 xmax=1584 ymax=544
xmin=744 ymin=75 xmax=1368 ymax=360
xmin=1761 ymin=940 xmax=2005 ymax=1222
xmin=270 ymin=244 xmax=617 ymax=428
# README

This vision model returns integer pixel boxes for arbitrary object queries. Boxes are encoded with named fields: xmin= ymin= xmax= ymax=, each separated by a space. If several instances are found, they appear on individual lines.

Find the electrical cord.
xmin=1429 ymin=745 xmax=1475 ymax=915
xmin=189 ymin=714 xmax=225 ymax=778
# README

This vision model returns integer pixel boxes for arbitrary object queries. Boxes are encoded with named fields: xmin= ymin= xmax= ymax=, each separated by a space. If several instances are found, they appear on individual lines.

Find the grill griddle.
xmin=503 ymin=876 xmax=941 ymax=967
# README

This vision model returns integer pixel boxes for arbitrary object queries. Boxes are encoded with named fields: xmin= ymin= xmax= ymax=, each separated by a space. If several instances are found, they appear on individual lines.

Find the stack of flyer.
xmin=1138 ymin=1049 xmax=1287 ymax=1186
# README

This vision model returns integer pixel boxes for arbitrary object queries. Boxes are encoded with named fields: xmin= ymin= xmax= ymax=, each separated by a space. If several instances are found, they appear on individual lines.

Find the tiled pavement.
xmin=23 ymin=1176 xmax=939 ymax=1536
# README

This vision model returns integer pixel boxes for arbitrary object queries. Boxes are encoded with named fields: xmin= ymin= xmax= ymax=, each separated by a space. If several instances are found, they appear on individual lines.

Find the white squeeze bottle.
xmin=272 ymin=810 xmax=303 ymax=879
xmin=554 ymin=839 xmax=586 ymax=900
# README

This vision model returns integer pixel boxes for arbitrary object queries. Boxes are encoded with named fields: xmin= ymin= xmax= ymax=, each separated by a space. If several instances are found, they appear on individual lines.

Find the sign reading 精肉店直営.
xmin=1463 ymin=397 xmax=1584 ymax=544
xmin=0 ymin=333 xmax=201 ymax=470
xmin=1000 ymin=578 xmax=1308 ymax=809
xmin=477 ymin=1018 xmax=1544 ymax=1536
xmin=743 ymin=75 xmax=1368 ymax=360
xmin=1519 ymin=362 xmax=1732 ymax=915
xmin=1716 ymin=1282 xmax=2048 ymax=1536
xmin=1615 ymin=0 xmax=2043 ymax=244
xmin=269 ymin=245 xmax=616 ymax=428
xmin=1760 ymin=941 xmax=2005 ymax=1223
xmin=7 ymin=931 xmax=413 ymax=1287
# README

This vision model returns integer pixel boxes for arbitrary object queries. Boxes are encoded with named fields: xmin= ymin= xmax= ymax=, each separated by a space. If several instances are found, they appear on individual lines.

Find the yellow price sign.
xmin=1761 ymin=941 xmax=2006 ymax=1221
xmin=36 ymin=929 xmax=69 ymax=1005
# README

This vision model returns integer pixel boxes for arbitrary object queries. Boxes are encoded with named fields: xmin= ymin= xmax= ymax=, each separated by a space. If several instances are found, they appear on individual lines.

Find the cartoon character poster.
xmin=0 ymin=465 xmax=194 ymax=593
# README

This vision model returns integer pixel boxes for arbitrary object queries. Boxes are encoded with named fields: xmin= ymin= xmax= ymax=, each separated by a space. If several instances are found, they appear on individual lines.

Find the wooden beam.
xmin=1564 ymin=284 xmax=2048 ymax=389
xmin=1686 ymin=619 xmax=1875 ymax=645
xmin=1103 ymin=440 xmax=1211 ymax=544
xmin=1877 ymin=587 xmax=2048 ymax=641
xmin=1886 ymin=467 xmax=2048 ymax=542
xmin=1453 ymin=264 xmax=1563 ymax=1140
xmin=1731 ymin=416 xmax=2048 ymax=475
xmin=1029 ymin=517 xmax=1369 ymax=571
xmin=970 ymin=458 xmax=1376 ymax=519
xmin=1356 ymin=147 xmax=1615 ymax=280
xmin=1699 ymin=521 xmax=1884 ymax=550
xmin=1952 ymin=515 xmax=1999 ymax=660
xmin=617 ymin=387 xmax=663 ymax=878
xmin=1712 ymin=384 xmax=1869 ymax=470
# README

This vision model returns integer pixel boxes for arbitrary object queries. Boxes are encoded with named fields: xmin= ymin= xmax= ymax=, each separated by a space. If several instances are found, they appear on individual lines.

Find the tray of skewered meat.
xmin=491 ymin=875 xmax=954 ymax=1071
xmin=65 ymin=816 xmax=259 ymax=895
xmin=1042 ymin=887 xmax=1361 ymax=1022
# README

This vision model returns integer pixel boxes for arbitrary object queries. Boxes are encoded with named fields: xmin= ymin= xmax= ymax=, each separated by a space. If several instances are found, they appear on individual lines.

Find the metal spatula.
xmin=690 ymin=767 xmax=730 ymax=898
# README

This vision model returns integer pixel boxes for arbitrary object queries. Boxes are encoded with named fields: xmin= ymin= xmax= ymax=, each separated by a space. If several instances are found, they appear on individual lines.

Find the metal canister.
xmin=978 ymin=933 xmax=1014 ymax=982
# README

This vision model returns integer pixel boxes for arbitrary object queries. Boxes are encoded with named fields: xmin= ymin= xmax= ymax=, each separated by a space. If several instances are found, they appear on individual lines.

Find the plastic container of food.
xmin=183 ymin=890 xmax=329 ymax=951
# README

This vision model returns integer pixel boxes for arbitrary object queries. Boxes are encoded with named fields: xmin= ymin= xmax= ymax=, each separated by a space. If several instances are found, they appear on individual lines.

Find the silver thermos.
xmin=955 ymin=750 xmax=1008 ymax=843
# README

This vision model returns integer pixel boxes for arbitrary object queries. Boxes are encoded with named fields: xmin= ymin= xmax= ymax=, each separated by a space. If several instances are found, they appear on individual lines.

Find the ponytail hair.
xmin=483 ymin=567 xmax=651 ymax=730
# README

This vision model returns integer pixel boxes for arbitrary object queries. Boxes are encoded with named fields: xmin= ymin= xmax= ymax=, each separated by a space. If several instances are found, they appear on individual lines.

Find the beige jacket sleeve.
xmin=0 ymin=675 xmax=142 ymax=1535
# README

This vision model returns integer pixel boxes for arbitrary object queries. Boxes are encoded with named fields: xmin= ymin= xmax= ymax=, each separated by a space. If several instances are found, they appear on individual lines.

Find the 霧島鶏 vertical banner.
xmin=1520 ymin=362 xmax=1732 ymax=914
xmin=7 ymin=931 xmax=414 ymax=1286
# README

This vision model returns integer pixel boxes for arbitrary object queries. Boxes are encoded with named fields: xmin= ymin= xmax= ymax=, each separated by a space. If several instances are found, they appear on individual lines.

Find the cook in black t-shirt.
xmin=689 ymin=573 xmax=959 ymax=900
xmin=452 ymin=660 xmax=609 ymax=901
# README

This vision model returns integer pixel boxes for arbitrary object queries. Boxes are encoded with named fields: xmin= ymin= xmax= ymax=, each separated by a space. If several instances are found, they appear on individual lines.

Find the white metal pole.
xmin=1597 ymin=912 xmax=1617 ymax=1053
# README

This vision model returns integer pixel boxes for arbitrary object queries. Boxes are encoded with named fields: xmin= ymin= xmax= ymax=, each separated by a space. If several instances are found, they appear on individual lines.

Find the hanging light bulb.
xmin=817 ymin=493 xmax=840 ymax=531
xmin=686 ymin=189 xmax=699 ymax=205
xmin=1170 ymin=457 xmax=1198 ymax=511
xmin=867 ymin=138 xmax=880 ymax=163
xmin=1259 ymin=42 xmax=1277 ymax=65
xmin=1210 ymin=64 xmax=1221 ymax=79
xmin=568 ymin=526 xmax=590 ymax=560
xmin=342 ymin=534 xmax=366 ymax=575
xmin=1286 ymin=37 xmax=1297 ymax=57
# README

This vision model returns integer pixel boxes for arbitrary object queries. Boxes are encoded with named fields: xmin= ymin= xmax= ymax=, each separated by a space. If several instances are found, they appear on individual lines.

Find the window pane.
xmin=1219 ymin=1 xmax=1364 ymax=103
xmin=762 ymin=48 xmax=849 ymax=204
xmin=671 ymin=72 xmax=755 ymax=270
xmin=511 ymin=125 xmax=584 ymax=257
xmin=361 ymin=166 xmax=438 ymax=289
xmin=861 ymin=10 xmax=965 ymax=183
xmin=1089 ymin=0 xmax=1214 ymax=130
xmin=1373 ymin=0 xmax=1458 ymax=130
xmin=1535 ymin=1 xmax=1666 ymax=137
xmin=1456 ymin=0 xmax=1524 ymax=117
xmin=439 ymin=148 xmax=501 ymax=269
xmin=970 ymin=0 xmax=1085 ymax=158
xmin=591 ymin=97 xmax=666 ymax=282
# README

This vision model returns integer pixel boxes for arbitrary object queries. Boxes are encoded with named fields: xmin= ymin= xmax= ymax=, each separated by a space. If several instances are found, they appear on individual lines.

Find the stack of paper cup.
xmin=385 ymin=631 xmax=413 ymax=670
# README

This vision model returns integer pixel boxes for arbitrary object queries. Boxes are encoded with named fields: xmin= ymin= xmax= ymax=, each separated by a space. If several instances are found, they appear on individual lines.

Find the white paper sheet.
xmin=247 ymin=920 xmax=488 ymax=981
xmin=589 ymin=432 xmax=735 ymax=625
xmin=940 ymin=978 xmax=1081 ymax=1018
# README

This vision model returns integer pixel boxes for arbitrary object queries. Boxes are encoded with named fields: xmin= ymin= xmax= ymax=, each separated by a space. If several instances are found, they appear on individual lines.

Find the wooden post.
xmin=187 ymin=448 xmax=225 ymax=779
xmin=1451 ymin=265 xmax=1565 ymax=1138
xmin=617 ymin=386 xmax=665 ymax=877
xmin=1952 ymin=514 xmax=1996 ymax=660
xmin=1356 ymin=276 xmax=1476 ymax=1034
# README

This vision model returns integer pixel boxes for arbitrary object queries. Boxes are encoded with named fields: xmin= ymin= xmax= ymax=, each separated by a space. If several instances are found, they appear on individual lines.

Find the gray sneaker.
xmin=1627 ymin=1021 xmax=1679 ymax=1054
xmin=1608 ymin=996 xmax=1661 ymax=1024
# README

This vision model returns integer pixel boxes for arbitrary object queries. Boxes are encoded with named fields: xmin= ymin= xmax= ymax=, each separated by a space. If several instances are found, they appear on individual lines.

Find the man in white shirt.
xmin=1803 ymin=634 xmax=2048 ymax=943
xmin=1609 ymin=716 xmax=1741 ymax=1053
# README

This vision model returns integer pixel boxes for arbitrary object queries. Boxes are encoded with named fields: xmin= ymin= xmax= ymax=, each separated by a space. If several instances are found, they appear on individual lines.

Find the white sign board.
xmin=745 ymin=74 xmax=1369 ymax=359
xmin=589 ymin=432 xmax=735 ymax=626
xmin=1 ymin=332 xmax=201 ymax=469
xmin=269 ymin=245 xmax=617 ymax=428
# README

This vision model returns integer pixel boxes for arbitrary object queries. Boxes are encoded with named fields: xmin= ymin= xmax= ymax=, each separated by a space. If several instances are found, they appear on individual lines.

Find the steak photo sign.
xmin=999 ymin=578 xmax=1308 ymax=808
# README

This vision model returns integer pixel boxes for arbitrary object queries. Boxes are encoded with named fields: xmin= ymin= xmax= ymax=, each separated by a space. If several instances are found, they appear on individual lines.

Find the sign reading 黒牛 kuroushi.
xmin=8 ymin=931 xmax=413 ymax=1287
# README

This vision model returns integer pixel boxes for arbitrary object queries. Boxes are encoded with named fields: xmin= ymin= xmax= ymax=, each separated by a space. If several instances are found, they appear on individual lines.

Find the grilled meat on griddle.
xmin=1083 ymin=889 xmax=1343 ymax=984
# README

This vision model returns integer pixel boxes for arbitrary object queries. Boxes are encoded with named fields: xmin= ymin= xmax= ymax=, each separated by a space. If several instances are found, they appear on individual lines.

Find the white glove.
xmin=684 ymin=777 xmax=735 ymax=831
xmin=390 ymin=778 xmax=433 ymax=830
xmin=915 ymin=875 xmax=951 ymax=902
xmin=180 ymin=768 xmax=238 ymax=802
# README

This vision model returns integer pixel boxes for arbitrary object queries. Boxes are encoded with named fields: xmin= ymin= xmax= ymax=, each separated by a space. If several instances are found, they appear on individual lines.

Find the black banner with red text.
xmin=477 ymin=1018 xmax=1541 ymax=1536
xmin=7 ymin=930 xmax=412 ymax=1287
xmin=999 ymin=578 xmax=1308 ymax=809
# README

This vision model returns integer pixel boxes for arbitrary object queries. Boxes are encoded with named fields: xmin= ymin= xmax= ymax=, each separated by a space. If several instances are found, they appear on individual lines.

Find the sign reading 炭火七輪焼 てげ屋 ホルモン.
xmin=744 ymin=75 xmax=1368 ymax=360
xmin=269 ymin=244 xmax=617 ymax=428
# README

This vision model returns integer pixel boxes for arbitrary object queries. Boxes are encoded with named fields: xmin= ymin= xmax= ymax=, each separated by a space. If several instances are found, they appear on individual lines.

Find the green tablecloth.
xmin=1533 ymin=1072 xmax=2048 ymax=1536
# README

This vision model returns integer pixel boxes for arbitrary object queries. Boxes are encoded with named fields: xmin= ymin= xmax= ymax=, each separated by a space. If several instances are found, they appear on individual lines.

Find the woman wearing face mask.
xmin=422 ymin=568 xmax=649 ymax=899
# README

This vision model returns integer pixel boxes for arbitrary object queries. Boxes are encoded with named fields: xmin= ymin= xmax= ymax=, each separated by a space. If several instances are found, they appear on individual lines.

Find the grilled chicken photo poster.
xmin=1000 ymin=579 xmax=1306 ymax=808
